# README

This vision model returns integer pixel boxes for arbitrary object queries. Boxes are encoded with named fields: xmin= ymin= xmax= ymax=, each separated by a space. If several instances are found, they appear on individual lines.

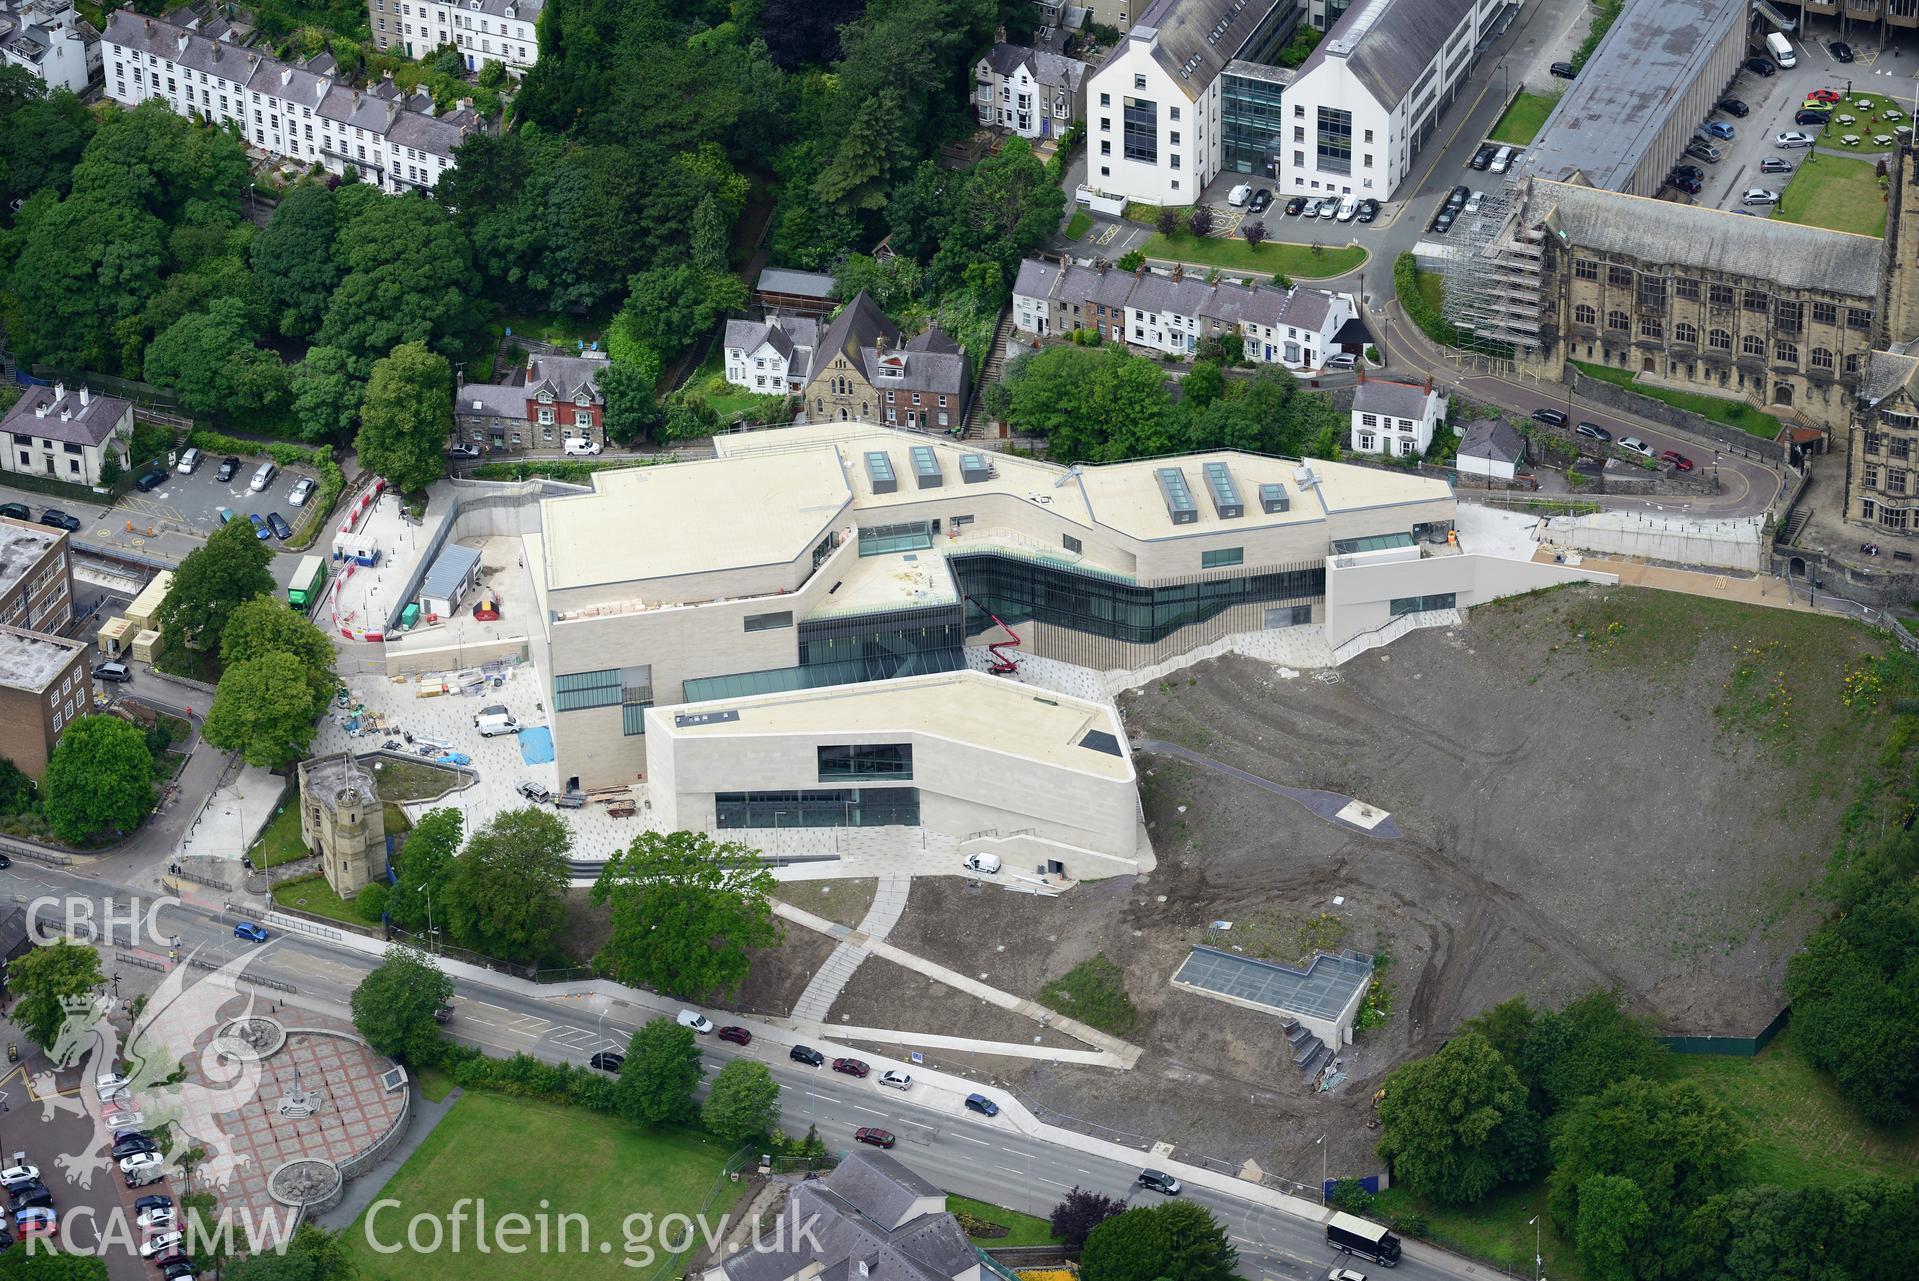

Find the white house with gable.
xmin=1349 ymin=375 xmax=1446 ymax=457
xmin=0 ymin=0 xmax=99 ymax=94
xmin=975 ymin=42 xmax=1089 ymax=140
xmin=367 ymin=0 xmax=542 ymax=72
xmin=723 ymin=315 xmax=819 ymax=395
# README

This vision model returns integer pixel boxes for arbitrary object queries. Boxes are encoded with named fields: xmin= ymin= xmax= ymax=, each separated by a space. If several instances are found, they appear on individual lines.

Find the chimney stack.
xmin=53 ymin=381 xmax=64 ymax=402
xmin=79 ymin=387 xmax=89 ymax=408
xmin=876 ymin=333 xmax=889 ymax=356
xmin=1356 ymin=366 xmax=1366 ymax=385
xmin=1171 ymin=263 xmax=1184 ymax=283
xmin=1424 ymin=373 xmax=1434 ymax=394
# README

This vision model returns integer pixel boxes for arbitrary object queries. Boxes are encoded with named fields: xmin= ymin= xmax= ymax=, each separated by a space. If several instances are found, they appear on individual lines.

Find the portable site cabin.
xmin=331 ymin=532 xmax=381 ymax=567
xmin=123 ymin=571 xmax=173 ymax=632
xmin=416 ymin=544 xmax=483 ymax=621
xmin=96 ymin=615 xmax=132 ymax=658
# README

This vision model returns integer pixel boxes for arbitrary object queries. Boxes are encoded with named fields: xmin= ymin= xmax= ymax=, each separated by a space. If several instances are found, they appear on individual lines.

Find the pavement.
xmin=788 ymin=873 xmax=910 ymax=1023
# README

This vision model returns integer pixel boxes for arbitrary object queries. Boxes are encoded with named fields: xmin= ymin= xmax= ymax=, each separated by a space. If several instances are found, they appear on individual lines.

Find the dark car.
xmin=215 ymin=456 xmax=240 ymax=482
xmin=964 ymin=1093 xmax=1000 ymax=1117
xmin=790 ymin=1045 xmax=825 ymax=1067
xmin=1469 ymin=143 xmax=1497 ymax=170
xmin=247 ymin=513 xmax=268 ymax=540
xmin=233 ymin=922 xmax=269 ymax=942
xmin=111 ymin=1136 xmax=157 ymax=1160
xmin=1247 ymin=188 xmax=1271 ymax=213
xmin=1550 ymin=60 xmax=1577 ymax=79
xmin=1833 ymin=41 xmax=1854 ymax=63
xmin=717 ymin=1026 xmax=752 ymax=1046
xmin=1137 ymin=1169 xmax=1183 ymax=1195
xmin=1446 ymin=184 xmax=1470 ymax=208
xmin=853 ymin=1128 xmax=895 ymax=1149
xmin=134 ymin=1196 xmax=173 ymax=1217
xmin=1670 ymin=174 xmax=1702 ymax=194
xmin=1355 ymin=198 xmax=1379 ymax=223
xmin=266 ymin=512 xmax=292 ymax=540
xmin=6 ymin=1185 xmax=50 ymax=1212
xmin=1744 ymin=56 xmax=1775 ymax=77
xmin=1531 ymin=408 xmax=1569 ymax=429
xmin=831 ymin=1057 xmax=870 ymax=1078
xmin=1760 ymin=157 xmax=1795 ymax=174
xmin=1660 ymin=450 xmax=1695 ymax=472
xmin=588 ymin=1051 xmax=624 ymax=1073
xmin=1717 ymin=98 xmax=1749 ymax=118
xmin=1796 ymin=109 xmax=1830 ymax=126
xmin=161 ymin=1262 xmax=197 ymax=1281
xmin=38 ymin=510 xmax=78 ymax=532
xmin=0 ymin=503 xmax=27 ymax=521
xmin=1575 ymin=422 xmax=1612 ymax=443
xmin=1431 ymin=208 xmax=1456 ymax=233
xmin=134 ymin=469 xmax=166 ymax=492
xmin=1671 ymin=163 xmax=1704 ymax=181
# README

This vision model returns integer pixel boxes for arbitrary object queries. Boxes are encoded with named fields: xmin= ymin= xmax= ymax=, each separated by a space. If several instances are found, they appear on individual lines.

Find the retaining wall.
xmin=1544 ymin=511 xmax=1764 ymax=571
xmin=1570 ymin=371 xmax=1788 ymax=463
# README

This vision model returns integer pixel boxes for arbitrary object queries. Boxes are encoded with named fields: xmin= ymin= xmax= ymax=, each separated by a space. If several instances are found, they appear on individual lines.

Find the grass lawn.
xmin=945 ymin=1195 xmax=1059 ymax=1247
xmin=1672 ymin=1025 xmax=1919 ymax=1187
xmin=681 ymin=351 xmax=785 ymax=420
xmin=1777 ymin=153 xmax=1887 ymax=238
xmin=1573 ymin=361 xmax=1784 ymax=439
xmin=249 ymin=803 xmax=309 ymax=868
xmin=1489 ymin=91 xmax=1559 ymax=146
xmin=270 ymin=875 xmax=368 ymax=928
xmin=1065 ymin=210 xmax=1093 ymax=240
xmin=345 ymin=1091 xmax=741 ymax=1281
xmin=501 ymin=311 xmax=611 ymax=350
xmin=369 ymin=757 xmax=465 ymax=803
xmin=795 ymin=878 xmax=878 ymax=929
xmin=1124 ymin=201 xmax=1193 ymax=225
xmin=415 ymin=1066 xmax=458 ymax=1103
xmin=1141 ymin=232 xmax=1366 ymax=278
xmin=1375 ymin=1182 xmax=1580 ymax=1281
xmin=1415 ymin=266 xmax=1446 ymax=316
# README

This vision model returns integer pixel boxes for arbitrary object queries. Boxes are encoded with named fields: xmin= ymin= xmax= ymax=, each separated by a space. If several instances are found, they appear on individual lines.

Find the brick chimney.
xmin=876 ymin=333 xmax=889 ymax=356
xmin=1356 ymin=367 xmax=1366 ymax=385
xmin=1171 ymin=263 xmax=1183 ymax=282
xmin=1424 ymin=373 xmax=1434 ymax=394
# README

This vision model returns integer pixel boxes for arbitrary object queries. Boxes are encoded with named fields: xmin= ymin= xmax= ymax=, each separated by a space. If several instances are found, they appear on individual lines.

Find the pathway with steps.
xmin=960 ymin=308 xmax=1013 ymax=440
xmin=788 ymin=874 xmax=912 ymax=1023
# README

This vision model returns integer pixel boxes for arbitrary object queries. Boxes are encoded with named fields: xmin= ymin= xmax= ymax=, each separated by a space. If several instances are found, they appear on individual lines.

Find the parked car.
xmin=853 ymin=1128 xmax=895 ymax=1149
xmin=140 ymin=1232 xmax=184 ymax=1260
xmin=111 ymin=1136 xmax=157 ymax=1160
xmin=1741 ymin=188 xmax=1780 ymax=206
xmin=217 ymin=507 xmax=234 ymax=525
xmin=1760 ymin=156 xmax=1795 ymax=174
xmin=1489 ymin=146 xmax=1518 ymax=173
xmin=1574 ymin=422 xmax=1612 ymax=443
xmin=266 ymin=512 xmax=292 ymax=540
xmin=879 ymin=1069 xmax=912 ymax=1090
xmin=1702 ymin=120 xmax=1735 ymax=140
xmin=38 ymin=510 xmax=78 ymax=532
xmin=677 ymin=1010 xmax=714 ymax=1034
xmin=1670 ymin=174 xmax=1703 ymax=194
xmin=1325 ymin=353 xmax=1357 ymax=370
xmin=1684 ymin=139 xmax=1723 ymax=163
xmin=1531 ymin=408 xmax=1568 ymax=429
xmin=1283 ymin=195 xmax=1307 ymax=215
xmin=1743 ymin=56 xmax=1775 ymax=76
xmin=516 ymin=780 xmax=552 ymax=804
xmin=1445 ymin=184 xmax=1470 ymax=209
xmin=249 ymin=461 xmax=277 ymax=492
xmin=474 ymin=706 xmax=519 ymax=737
xmin=7 ymin=1183 xmax=51 ymax=1211
xmin=1316 ymin=197 xmax=1338 ymax=219
xmin=831 ymin=1057 xmax=870 ymax=1078
xmin=1248 ymin=188 xmax=1271 ymax=212
xmin=1795 ymin=110 xmax=1829 ymax=126
xmin=92 ymin=662 xmax=132 ymax=683
xmin=1776 ymin=131 xmax=1816 ymax=148
xmin=1226 ymin=183 xmax=1252 ymax=207
xmin=13 ymin=1209 xmax=53 ymax=1239
xmin=102 ymin=1106 xmax=144 ymax=1129
xmin=233 ymin=922 xmax=269 ymax=943
xmin=964 ymin=1093 xmax=1000 ymax=1117
xmin=288 ymin=477 xmax=317 ymax=507
xmin=1833 ymin=41 xmax=1854 ymax=62
xmin=1328 ymin=1270 xmax=1369 ymax=1281
xmin=1464 ymin=190 xmax=1484 ymax=212
xmin=0 ymin=502 xmax=27 ymax=521
xmin=1671 ymin=163 xmax=1705 ymax=182
xmin=118 ymin=1152 xmax=164 ymax=1178
xmin=1619 ymin=436 xmax=1654 ymax=458
xmin=1355 ymin=198 xmax=1379 ymax=223
xmin=446 ymin=444 xmax=482 ymax=460
xmin=963 ymin=851 xmax=1001 ymax=874
xmin=134 ymin=1196 xmax=173 ymax=1217
xmin=790 ymin=1045 xmax=825 ymax=1067
xmin=588 ymin=1052 xmax=624 ymax=1073
xmin=161 ymin=1261 xmax=196 ymax=1281
xmin=215 ymin=456 xmax=240 ymax=482
xmin=1137 ymin=1169 xmax=1183 ymax=1195
xmin=563 ymin=437 xmax=602 ymax=456
xmin=0 ymin=1167 xmax=37 ymax=1191
xmin=137 ymin=1206 xmax=176 ymax=1231
xmin=1469 ymin=143 xmax=1497 ymax=170
xmin=1660 ymin=450 xmax=1696 ymax=472
xmin=133 ymin=468 xmax=167 ymax=492
xmin=247 ymin=513 xmax=269 ymax=540
xmin=1431 ymin=208 xmax=1456 ymax=233
xmin=1805 ymin=88 xmax=1841 ymax=104
xmin=1550 ymin=60 xmax=1577 ymax=79
xmin=1717 ymin=98 xmax=1748 ymax=117
xmin=1335 ymin=196 xmax=1358 ymax=221
xmin=717 ymin=1026 xmax=752 ymax=1046
xmin=175 ymin=447 xmax=201 ymax=474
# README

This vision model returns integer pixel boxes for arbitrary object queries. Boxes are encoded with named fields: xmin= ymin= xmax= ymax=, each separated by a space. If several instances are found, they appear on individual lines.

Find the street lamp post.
xmin=1529 ymin=1214 xmax=1542 ymax=1281
xmin=1317 ymin=1135 xmax=1326 ymax=1204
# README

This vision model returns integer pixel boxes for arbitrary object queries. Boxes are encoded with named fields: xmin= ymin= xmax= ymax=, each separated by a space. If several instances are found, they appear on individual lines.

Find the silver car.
xmin=288 ymin=477 xmax=317 ymax=506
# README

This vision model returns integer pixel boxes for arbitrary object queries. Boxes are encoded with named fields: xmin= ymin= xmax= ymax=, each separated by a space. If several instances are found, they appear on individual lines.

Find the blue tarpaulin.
xmin=519 ymin=726 xmax=555 ymax=765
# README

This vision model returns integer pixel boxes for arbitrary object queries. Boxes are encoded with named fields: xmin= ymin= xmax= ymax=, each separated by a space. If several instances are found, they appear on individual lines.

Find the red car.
xmin=717 ymin=1026 xmax=752 ymax=1046
xmin=853 ymin=1128 xmax=895 ymax=1149
xmin=831 ymin=1057 xmax=870 ymax=1078
xmin=1659 ymin=450 xmax=1695 ymax=472
xmin=1806 ymin=88 xmax=1841 ymax=104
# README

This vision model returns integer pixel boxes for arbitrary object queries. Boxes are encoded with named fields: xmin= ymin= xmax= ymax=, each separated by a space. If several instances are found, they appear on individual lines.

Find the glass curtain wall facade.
xmin=1222 ymin=71 xmax=1287 ymax=176
xmin=681 ymin=603 xmax=964 ymax=703
xmin=715 ymin=787 xmax=922 ymax=829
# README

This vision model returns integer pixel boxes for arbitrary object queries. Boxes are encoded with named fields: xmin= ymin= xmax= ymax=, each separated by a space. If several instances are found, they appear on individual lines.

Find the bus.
xmin=287 ymin=555 xmax=328 ymax=614
xmin=1327 ymin=1211 xmax=1401 ymax=1266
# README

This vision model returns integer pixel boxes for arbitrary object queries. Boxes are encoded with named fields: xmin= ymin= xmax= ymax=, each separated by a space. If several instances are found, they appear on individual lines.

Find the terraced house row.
xmin=103 ymin=10 xmax=481 ymax=194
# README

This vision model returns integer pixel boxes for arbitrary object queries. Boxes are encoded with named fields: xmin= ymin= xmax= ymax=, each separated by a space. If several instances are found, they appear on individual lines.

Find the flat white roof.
xmin=652 ymin=670 xmax=1135 ymax=781
xmin=0 ymin=519 xmax=61 ymax=601
xmin=541 ymin=451 xmax=851 ymax=593
xmin=0 ymin=627 xmax=82 ymax=691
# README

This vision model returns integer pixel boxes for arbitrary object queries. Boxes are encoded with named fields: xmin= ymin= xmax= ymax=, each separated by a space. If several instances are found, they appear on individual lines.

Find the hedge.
xmin=187 ymin=429 xmax=345 ymax=549
xmin=437 ymin=1040 xmax=627 ymax=1115
xmin=1394 ymin=252 xmax=1460 ymax=347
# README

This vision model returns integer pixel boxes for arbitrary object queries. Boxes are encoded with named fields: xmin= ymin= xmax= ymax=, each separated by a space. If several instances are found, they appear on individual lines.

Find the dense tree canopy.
xmin=617 ymin=1017 xmax=703 ymax=1126
xmin=155 ymin=518 xmax=277 ymax=678
xmin=10 ymin=938 xmax=105 ymax=1050
xmin=350 ymin=946 xmax=454 ymax=1065
xmin=42 ymin=715 xmax=154 ymax=844
xmin=251 ymin=181 xmax=343 ymax=340
xmin=356 ymin=341 xmax=455 ymax=491
xmin=203 ymin=651 xmax=327 ymax=769
xmin=702 ymin=1059 xmax=781 ymax=1143
xmin=1080 ymin=1200 xmax=1237 ymax=1281
xmin=1375 ymin=1032 xmax=1542 ymax=1205
xmin=141 ymin=297 xmax=287 ymax=420
xmin=591 ymin=830 xmax=781 ymax=1000
xmin=444 ymin=806 xmax=571 ymax=964
xmin=387 ymin=807 xmax=463 ymax=935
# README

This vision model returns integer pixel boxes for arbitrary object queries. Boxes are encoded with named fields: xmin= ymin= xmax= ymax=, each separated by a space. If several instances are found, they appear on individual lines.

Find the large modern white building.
xmin=1282 ymin=0 xmax=1518 ymax=201
xmin=103 ymin=11 xmax=482 ymax=194
xmin=1082 ymin=0 xmax=1301 ymax=204
xmin=0 ymin=0 xmax=98 ymax=94
xmin=367 ymin=0 xmax=541 ymax=73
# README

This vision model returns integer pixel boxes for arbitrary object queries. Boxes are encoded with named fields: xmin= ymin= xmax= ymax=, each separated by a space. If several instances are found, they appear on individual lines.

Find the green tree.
xmin=316 ymin=196 xmax=483 ymax=373
xmin=1573 ymin=1174 xmax=1652 ymax=1281
xmin=1050 ymin=1187 xmax=1126 ymax=1248
xmin=68 ymin=99 xmax=248 ymax=221
xmin=219 ymin=597 xmax=337 ymax=703
xmin=42 ymin=715 xmax=153 ymax=843
xmin=1787 ymin=888 xmax=1919 ymax=1125
xmin=202 ymin=651 xmax=325 ymax=769
xmin=1374 ymin=1032 xmax=1542 ymax=1205
xmin=702 ymin=1058 xmax=781 ymax=1142
xmin=1000 ymin=343 xmax=1174 ymax=463
xmin=590 ymin=829 xmax=782 ymax=1000
xmin=1080 ymin=1200 xmax=1237 ymax=1281
xmin=0 ymin=89 xmax=94 ymax=208
xmin=349 ymin=946 xmax=454 ymax=1066
xmin=443 ymin=806 xmax=570 ymax=964
xmin=0 ymin=758 xmax=37 ymax=815
xmin=6 ymin=192 xmax=166 ymax=372
xmin=617 ymin=1016 xmax=703 ymax=1126
xmin=142 ymin=299 xmax=287 ymax=420
xmin=615 ymin=263 xmax=748 ymax=362
xmin=154 ymin=517 xmax=275 ymax=677
xmin=885 ymin=161 xmax=955 ymax=263
xmin=289 ymin=346 xmax=365 ymax=443
xmin=386 ymin=808 xmax=463 ymax=934
xmin=9 ymin=938 xmax=104 ymax=1050
xmin=1182 ymin=361 xmax=1224 ymax=408
xmin=355 ymin=342 xmax=454 ymax=492
xmin=1521 ymin=989 xmax=1666 ymax=1116
xmin=598 ymin=359 xmax=660 ymax=445
xmin=1456 ymin=995 xmax=1537 ymax=1067
xmin=250 ymin=181 xmax=342 ymax=340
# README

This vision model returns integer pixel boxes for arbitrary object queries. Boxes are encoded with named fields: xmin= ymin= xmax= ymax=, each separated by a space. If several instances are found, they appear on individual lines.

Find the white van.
xmin=1766 ymin=32 xmax=1796 ymax=68
xmin=677 ymin=1010 xmax=714 ymax=1034
xmin=963 ymin=852 xmax=1002 ymax=874
xmin=249 ymin=461 xmax=277 ymax=492
xmin=474 ymin=705 xmax=519 ymax=737
xmin=175 ymin=447 xmax=201 ymax=475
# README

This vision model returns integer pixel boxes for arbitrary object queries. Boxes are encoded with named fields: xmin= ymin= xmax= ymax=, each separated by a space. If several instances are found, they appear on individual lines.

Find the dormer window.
xmin=537 ymin=391 xmax=553 ymax=403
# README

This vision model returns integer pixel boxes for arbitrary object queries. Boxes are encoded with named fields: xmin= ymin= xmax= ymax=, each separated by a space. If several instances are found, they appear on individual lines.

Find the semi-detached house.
xmin=1013 ymin=258 xmax=1351 ymax=369
xmin=103 ymin=11 xmax=480 ymax=195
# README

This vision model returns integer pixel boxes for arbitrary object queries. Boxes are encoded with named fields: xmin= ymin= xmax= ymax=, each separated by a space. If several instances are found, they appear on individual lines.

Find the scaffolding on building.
xmin=1436 ymin=176 xmax=1549 ymax=359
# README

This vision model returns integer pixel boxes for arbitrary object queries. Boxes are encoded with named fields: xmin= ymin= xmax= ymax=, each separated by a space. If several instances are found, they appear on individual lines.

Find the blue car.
xmin=233 ymin=922 xmax=269 ymax=943
xmin=248 ymin=513 xmax=269 ymax=540
xmin=1704 ymin=120 xmax=1735 ymax=140
xmin=964 ymin=1093 xmax=1000 ymax=1117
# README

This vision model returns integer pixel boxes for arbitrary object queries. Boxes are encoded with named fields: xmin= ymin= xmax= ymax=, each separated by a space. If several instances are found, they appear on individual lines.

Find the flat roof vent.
xmin=910 ymin=444 xmax=943 ymax=489
xmin=959 ymin=453 xmax=993 ymax=484
xmin=1259 ymin=482 xmax=1290 ymax=514
xmin=1294 ymin=464 xmax=1319 ymax=490
xmin=864 ymin=451 xmax=897 ymax=495
xmin=1202 ymin=461 xmax=1243 ymax=519
xmin=1155 ymin=467 xmax=1199 ymax=524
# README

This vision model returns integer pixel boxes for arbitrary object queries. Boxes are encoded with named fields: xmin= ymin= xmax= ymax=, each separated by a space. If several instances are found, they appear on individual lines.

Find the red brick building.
xmin=456 ymin=353 xmax=608 ymax=453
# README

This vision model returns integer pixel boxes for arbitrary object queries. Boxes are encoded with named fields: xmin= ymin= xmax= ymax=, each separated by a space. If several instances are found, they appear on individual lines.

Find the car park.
xmin=516 ymin=780 xmax=552 ymax=804
xmin=832 ymin=1057 xmax=870 ymax=1078
xmin=1283 ymin=196 xmax=1307 ymax=215
xmin=92 ymin=662 xmax=131 ymax=683
xmin=1717 ymin=99 xmax=1748 ymax=118
xmin=853 ymin=1128 xmax=895 ymax=1149
xmin=1619 ymin=436 xmax=1654 ymax=458
xmin=176 ymin=448 xmax=201 ymax=474
xmin=1469 ymin=143 xmax=1496 ymax=170
xmin=1550 ymin=60 xmax=1576 ymax=79
xmin=1355 ymin=198 xmax=1378 ymax=223
xmin=1743 ymin=56 xmax=1774 ymax=76
xmin=964 ymin=1093 xmax=1000 ymax=1117
xmin=288 ymin=477 xmax=316 ymax=506
xmin=879 ymin=1069 xmax=912 ymax=1090
xmin=1660 ymin=450 xmax=1695 ymax=472
xmin=677 ymin=1010 xmax=714 ymax=1033
xmin=1776 ymin=131 xmax=1815 ymax=148
xmin=1741 ymin=188 xmax=1780 ymax=206
xmin=1833 ymin=41 xmax=1854 ymax=62
xmin=1335 ymin=196 xmax=1358 ymax=221
xmin=135 ymin=469 xmax=167 ymax=492
xmin=1227 ymin=184 xmax=1252 ymax=206
xmin=1703 ymin=120 xmax=1735 ymax=140
xmin=1137 ymin=1169 xmax=1183 ymax=1195
xmin=234 ymin=922 xmax=269 ymax=942
xmin=1575 ymin=422 xmax=1611 ymax=443
xmin=717 ymin=1026 xmax=752 ymax=1046
xmin=563 ymin=437 xmax=602 ymax=456
xmin=1248 ymin=188 xmax=1271 ymax=213
xmin=266 ymin=512 xmax=292 ymax=540
xmin=247 ymin=513 xmax=269 ymax=540
xmin=588 ymin=1052 xmax=624 ymax=1072
xmin=790 ymin=1045 xmax=825 ymax=1066
xmin=1760 ymin=157 xmax=1794 ymax=174
xmin=1795 ymin=110 xmax=1829 ymax=126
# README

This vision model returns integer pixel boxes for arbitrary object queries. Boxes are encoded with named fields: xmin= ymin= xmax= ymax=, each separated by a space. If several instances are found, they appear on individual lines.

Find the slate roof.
xmin=1534 ymin=181 xmax=1881 ymax=300
xmin=978 ymin=41 xmax=1088 ymax=94
xmin=1352 ymin=378 xmax=1439 ymax=422
xmin=526 ymin=355 xmax=605 ymax=404
xmin=457 ymin=381 xmax=528 ymax=419
xmin=444 ymin=0 xmax=543 ymax=20
xmin=1863 ymin=351 xmax=1919 ymax=407
xmin=756 ymin=267 xmax=838 ymax=299
xmin=814 ymin=292 xmax=901 ymax=376
xmin=1128 ymin=0 xmax=1295 ymax=97
xmin=1294 ymin=0 xmax=1479 ymax=110
xmin=718 ymin=1153 xmax=971 ymax=1281
xmin=1015 ymin=260 xmax=1342 ymax=337
xmin=1457 ymin=417 xmax=1526 ymax=465
xmin=726 ymin=315 xmax=818 ymax=365
xmin=418 ymin=543 xmax=482 ymax=606
xmin=1 ymin=385 xmax=130 ymax=448
xmin=906 ymin=327 xmax=961 ymax=356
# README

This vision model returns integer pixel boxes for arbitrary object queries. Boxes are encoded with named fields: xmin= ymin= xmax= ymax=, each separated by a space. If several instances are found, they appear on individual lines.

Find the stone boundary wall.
xmin=1570 ymin=371 xmax=1788 ymax=463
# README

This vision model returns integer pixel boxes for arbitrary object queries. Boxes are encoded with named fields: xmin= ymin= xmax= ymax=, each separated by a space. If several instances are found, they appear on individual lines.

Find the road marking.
xmin=850 ymin=1105 xmax=886 ymax=1116
xmin=463 ymin=1016 xmax=497 ymax=1027
xmin=1036 ymin=1178 xmax=1074 ymax=1189
xmin=949 ymin=1134 xmax=992 ymax=1146
xmin=468 ymin=1000 xmax=512 ymax=1014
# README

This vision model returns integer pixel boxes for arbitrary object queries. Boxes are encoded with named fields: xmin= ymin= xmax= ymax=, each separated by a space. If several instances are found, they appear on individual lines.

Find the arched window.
xmin=1574 ymin=304 xmax=1596 ymax=326
xmin=1709 ymin=329 xmax=1732 ymax=351
xmin=1742 ymin=334 xmax=1764 ymax=356
xmin=1811 ymin=347 xmax=1834 ymax=371
xmin=1607 ymin=310 xmax=1628 ymax=331
xmin=1674 ymin=322 xmax=1697 ymax=344
xmin=1775 ymin=341 xmax=1799 ymax=365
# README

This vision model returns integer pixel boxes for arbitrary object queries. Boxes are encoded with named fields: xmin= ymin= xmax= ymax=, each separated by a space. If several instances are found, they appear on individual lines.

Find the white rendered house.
xmin=1349 ymin=376 xmax=1446 ymax=457
xmin=368 ymin=0 xmax=541 ymax=72
xmin=722 ymin=315 xmax=818 ymax=395
xmin=975 ymin=43 xmax=1088 ymax=140
xmin=0 ymin=0 xmax=99 ymax=94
